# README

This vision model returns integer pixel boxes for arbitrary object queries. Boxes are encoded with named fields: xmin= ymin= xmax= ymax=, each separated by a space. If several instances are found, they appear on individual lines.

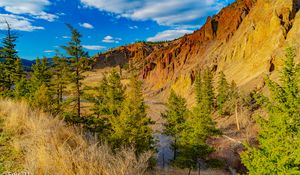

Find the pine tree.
xmin=216 ymin=71 xmax=229 ymax=115
xmin=14 ymin=78 xmax=29 ymax=99
xmin=62 ymin=24 xmax=89 ymax=118
xmin=29 ymin=58 xmax=53 ymax=110
xmin=200 ymin=68 xmax=215 ymax=114
xmin=30 ymin=58 xmax=52 ymax=88
xmin=51 ymin=55 xmax=71 ymax=113
xmin=0 ymin=21 xmax=24 ymax=94
xmin=173 ymin=106 xmax=219 ymax=170
xmin=110 ymin=75 xmax=154 ymax=155
xmin=92 ymin=74 xmax=109 ymax=117
xmin=241 ymin=48 xmax=300 ymax=174
xmin=162 ymin=90 xmax=189 ymax=160
xmin=104 ymin=69 xmax=125 ymax=116
xmin=194 ymin=72 xmax=202 ymax=105
xmin=88 ymin=69 xmax=125 ymax=139
xmin=92 ymin=69 xmax=125 ymax=117
xmin=173 ymin=68 xmax=219 ymax=171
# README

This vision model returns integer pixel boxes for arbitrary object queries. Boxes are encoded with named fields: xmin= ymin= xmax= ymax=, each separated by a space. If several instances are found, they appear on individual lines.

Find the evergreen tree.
xmin=110 ymin=75 xmax=154 ymax=155
xmin=62 ymin=24 xmax=89 ymax=118
xmin=216 ymin=71 xmax=229 ymax=115
xmin=29 ymin=58 xmax=52 ymax=110
xmin=92 ymin=74 xmax=109 ymax=117
xmin=241 ymin=48 xmax=300 ymax=174
xmin=88 ymin=69 xmax=125 ymax=139
xmin=51 ymin=55 xmax=71 ymax=113
xmin=174 ymin=106 xmax=219 ymax=170
xmin=194 ymin=72 xmax=202 ymax=105
xmin=200 ymin=68 xmax=215 ymax=114
xmin=162 ymin=90 xmax=189 ymax=160
xmin=0 ymin=21 xmax=24 ymax=93
xmin=92 ymin=69 xmax=125 ymax=117
xmin=99 ymin=69 xmax=125 ymax=117
xmin=30 ymin=58 xmax=52 ymax=88
xmin=173 ymin=68 xmax=219 ymax=171
xmin=14 ymin=78 xmax=29 ymax=99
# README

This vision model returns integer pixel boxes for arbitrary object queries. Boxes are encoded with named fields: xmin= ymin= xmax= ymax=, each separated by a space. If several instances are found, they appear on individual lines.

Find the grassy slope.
xmin=0 ymin=99 xmax=151 ymax=175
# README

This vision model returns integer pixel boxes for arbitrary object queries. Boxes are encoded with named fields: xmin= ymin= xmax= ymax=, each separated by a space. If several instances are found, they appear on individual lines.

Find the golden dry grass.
xmin=0 ymin=99 xmax=152 ymax=175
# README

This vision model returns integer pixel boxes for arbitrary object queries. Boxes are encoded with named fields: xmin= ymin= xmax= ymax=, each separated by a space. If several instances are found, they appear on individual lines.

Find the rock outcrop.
xmin=92 ymin=42 xmax=167 ymax=70
xmin=92 ymin=0 xmax=300 ymax=99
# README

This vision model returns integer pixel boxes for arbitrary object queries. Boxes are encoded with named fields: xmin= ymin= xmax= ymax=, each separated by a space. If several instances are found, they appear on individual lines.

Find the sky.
xmin=0 ymin=0 xmax=235 ymax=60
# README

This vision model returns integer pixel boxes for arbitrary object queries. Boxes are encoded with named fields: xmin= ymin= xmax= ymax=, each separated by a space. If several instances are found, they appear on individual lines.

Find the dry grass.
xmin=0 ymin=99 xmax=152 ymax=175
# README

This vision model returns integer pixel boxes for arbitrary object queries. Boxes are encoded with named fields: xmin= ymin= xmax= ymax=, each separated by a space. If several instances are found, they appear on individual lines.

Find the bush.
xmin=206 ymin=159 xmax=225 ymax=168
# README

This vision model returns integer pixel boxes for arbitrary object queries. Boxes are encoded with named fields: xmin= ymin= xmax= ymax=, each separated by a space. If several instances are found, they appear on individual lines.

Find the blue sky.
xmin=0 ymin=0 xmax=235 ymax=60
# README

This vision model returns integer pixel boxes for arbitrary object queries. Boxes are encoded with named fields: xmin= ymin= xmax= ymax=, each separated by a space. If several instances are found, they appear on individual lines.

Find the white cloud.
xmin=0 ymin=0 xmax=58 ymax=22
xmin=79 ymin=22 xmax=94 ymax=29
xmin=83 ymin=45 xmax=106 ymax=50
xmin=0 ymin=14 xmax=44 ymax=32
xmin=80 ymin=0 xmax=229 ymax=26
xmin=102 ymin=35 xmax=121 ymax=43
xmin=56 ymin=12 xmax=66 ymax=16
xmin=147 ymin=29 xmax=193 ymax=42
xmin=44 ymin=50 xmax=54 ymax=53
xmin=62 ymin=36 xmax=71 ymax=39
xmin=129 ymin=25 xmax=138 ymax=29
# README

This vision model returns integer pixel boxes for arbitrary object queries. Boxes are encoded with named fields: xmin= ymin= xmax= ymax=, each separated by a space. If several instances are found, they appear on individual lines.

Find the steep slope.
xmin=92 ymin=0 xmax=300 ymax=101
xmin=141 ymin=0 xmax=300 ymax=98
xmin=92 ymin=42 xmax=168 ymax=70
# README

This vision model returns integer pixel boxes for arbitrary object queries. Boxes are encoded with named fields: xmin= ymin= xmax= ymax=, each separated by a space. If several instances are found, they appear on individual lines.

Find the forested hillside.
xmin=1 ymin=0 xmax=300 ymax=174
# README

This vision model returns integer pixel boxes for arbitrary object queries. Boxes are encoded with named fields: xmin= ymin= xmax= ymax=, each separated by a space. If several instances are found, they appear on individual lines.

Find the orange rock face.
xmin=141 ymin=0 xmax=255 ymax=89
xmin=93 ymin=0 xmax=300 ymax=95
xmin=92 ymin=42 xmax=166 ymax=70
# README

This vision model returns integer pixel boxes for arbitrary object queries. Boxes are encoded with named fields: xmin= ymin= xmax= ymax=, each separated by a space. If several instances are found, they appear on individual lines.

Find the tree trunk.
xmin=198 ymin=161 xmax=201 ymax=175
xmin=76 ymin=59 xmax=80 ymax=118
xmin=188 ymin=168 xmax=192 ymax=175
xmin=235 ymin=102 xmax=240 ymax=131
xmin=174 ymin=138 xmax=177 ymax=160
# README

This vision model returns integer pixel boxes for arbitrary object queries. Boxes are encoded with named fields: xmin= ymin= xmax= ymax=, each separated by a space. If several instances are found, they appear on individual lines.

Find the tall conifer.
xmin=216 ymin=71 xmax=229 ymax=115
xmin=241 ymin=48 xmax=300 ymax=174
xmin=162 ymin=90 xmax=189 ymax=160
xmin=110 ymin=75 xmax=154 ymax=155
xmin=62 ymin=24 xmax=89 ymax=118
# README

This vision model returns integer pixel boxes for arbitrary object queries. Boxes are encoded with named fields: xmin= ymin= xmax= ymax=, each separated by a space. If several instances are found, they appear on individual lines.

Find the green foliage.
xmin=0 ymin=23 xmax=24 ymax=95
xmin=241 ymin=48 xmax=300 ymax=174
xmin=14 ymin=78 xmax=29 ymax=99
xmin=110 ymin=75 xmax=154 ymax=155
xmin=51 ymin=55 xmax=71 ymax=114
xmin=62 ymin=24 xmax=89 ymax=118
xmin=174 ymin=107 xmax=218 ymax=169
xmin=88 ymin=69 xmax=125 ymax=139
xmin=194 ymin=72 xmax=202 ymax=105
xmin=171 ymin=68 xmax=219 ymax=170
xmin=216 ymin=71 xmax=229 ymax=115
xmin=30 ymin=58 xmax=52 ymax=87
xmin=28 ymin=58 xmax=53 ymax=111
xmin=162 ymin=90 xmax=189 ymax=160
xmin=200 ymin=68 xmax=215 ymax=114
xmin=206 ymin=158 xmax=225 ymax=168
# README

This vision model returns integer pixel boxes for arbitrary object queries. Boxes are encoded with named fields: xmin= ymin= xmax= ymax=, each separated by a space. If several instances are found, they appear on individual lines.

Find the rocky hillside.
xmin=92 ymin=0 xmax=300 ymax=100
xmin=85 ymin=0 xmax=300 ymax=172
xmin=92 ymin=42 xmax=169 ymax=70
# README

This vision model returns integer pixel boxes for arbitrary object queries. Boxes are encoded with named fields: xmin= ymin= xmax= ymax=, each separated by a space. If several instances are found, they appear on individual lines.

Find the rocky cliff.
xmin=92 ymin=0 xmax=300 ymax=101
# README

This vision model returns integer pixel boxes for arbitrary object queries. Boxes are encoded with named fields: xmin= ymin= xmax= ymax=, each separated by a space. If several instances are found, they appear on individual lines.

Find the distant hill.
xmin=21 ymin=59 xmax=34 ymax=67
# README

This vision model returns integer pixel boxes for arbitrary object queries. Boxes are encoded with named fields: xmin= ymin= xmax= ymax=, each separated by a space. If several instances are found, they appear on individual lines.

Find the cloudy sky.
xmin=0 ymin=0 xmax=234 ymax=60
